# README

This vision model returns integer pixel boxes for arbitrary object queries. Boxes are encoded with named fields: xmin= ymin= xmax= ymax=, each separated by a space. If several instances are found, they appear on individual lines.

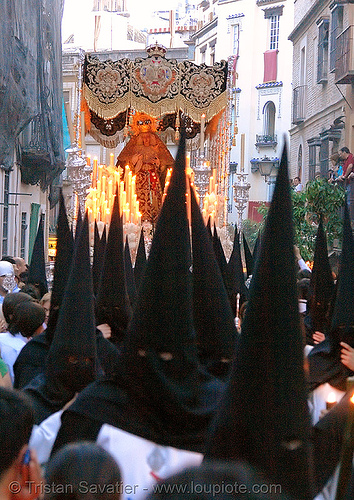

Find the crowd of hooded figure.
xmin=0 ymin=133 xmax=354 ymax=500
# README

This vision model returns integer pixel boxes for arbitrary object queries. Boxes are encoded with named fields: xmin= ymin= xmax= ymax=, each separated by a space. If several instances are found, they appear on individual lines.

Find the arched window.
xmin=297 ymin=144 xmax=303 ymax=180
xmin=263 ymin=101 xmax=276 ymax=138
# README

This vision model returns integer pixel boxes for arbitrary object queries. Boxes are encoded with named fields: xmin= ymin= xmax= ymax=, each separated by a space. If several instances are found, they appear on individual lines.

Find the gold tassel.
xmin=175 ymin=111 xmax=180 ymax=141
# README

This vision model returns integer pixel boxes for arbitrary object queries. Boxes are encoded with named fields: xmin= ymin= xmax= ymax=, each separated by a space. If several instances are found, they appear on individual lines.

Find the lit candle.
xmin=121 ymin=191 xmax=126 ymax=208
xmin=108 ymin=179 xmax=113 ymax=207
xmin=195 ymin=190 xmax=200 ymax=206
xmin=326 ymin=392 xmax=337 ymax=410
xmin=88 ymin=208 xmax=92 ymax=227
xmin=98 ymin=164 xmax=103 ymax=184
xmin=110 ymin=152 xmax=114 ymax=167
xmin=200 ymin=113 xmax=205 ymax=155
xmin=127 ymin=170 xmax=132 ymax=208
xmin=186 ymin=152 xmax=191 ymax=171
xmin=92 ymin=158 xmax=98 ymax=189
xmin=102 ymin=175 xmax=106 ymax=196
xmin=86 ymin=155 xmax=91 ymax=167
xmin=210 ymin=210 xmax=215 ymax=228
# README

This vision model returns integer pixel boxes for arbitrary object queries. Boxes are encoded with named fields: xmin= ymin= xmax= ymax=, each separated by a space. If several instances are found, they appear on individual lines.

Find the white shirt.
xmin=30 ymin=415 xmax=203 ymax=500
xmin=97 ymin=424 xmax=203 ymax=500
xmin=0 ymin=331 xmax=28 ymax=381
xmin=30 ymin=410 xmax=63 ymax=466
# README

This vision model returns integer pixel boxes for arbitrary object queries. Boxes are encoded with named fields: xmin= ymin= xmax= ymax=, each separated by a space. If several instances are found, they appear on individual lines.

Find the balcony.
xmin=292 ymin=85 xmax=306 ymax=125
xmin=335 ymin=25 xmax=354 ymax=84
xmin=255 ymin=134 xmax=277 ymax=149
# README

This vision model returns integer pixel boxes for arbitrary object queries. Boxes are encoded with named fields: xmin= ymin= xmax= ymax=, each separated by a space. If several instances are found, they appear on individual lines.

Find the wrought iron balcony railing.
xmin=255 ymin=134 xmax=277 ymax=147
xmin=335 ymin=25 xmax=354 ymax=84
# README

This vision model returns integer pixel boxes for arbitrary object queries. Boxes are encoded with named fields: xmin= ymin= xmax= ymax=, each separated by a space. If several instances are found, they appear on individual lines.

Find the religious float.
xmin=70 ymin=44 xmax=237 ymax=253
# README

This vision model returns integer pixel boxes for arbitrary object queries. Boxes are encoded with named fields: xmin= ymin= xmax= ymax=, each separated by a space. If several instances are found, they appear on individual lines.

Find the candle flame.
xmin=327 ymin=392 xmax=337 ymax=404
xmin=350 ymin=394 xmax=354 ymax=405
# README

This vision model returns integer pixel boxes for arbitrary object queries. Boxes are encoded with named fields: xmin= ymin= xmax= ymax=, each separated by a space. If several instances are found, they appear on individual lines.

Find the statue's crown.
xmin=146 ymin=43 xmax=167 ymax=58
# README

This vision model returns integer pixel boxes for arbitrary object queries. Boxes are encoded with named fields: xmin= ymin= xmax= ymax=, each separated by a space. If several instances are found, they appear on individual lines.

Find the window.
xmin=263 ymin=101 xmax=276 ymax=137
xmin=93 ymin=0 xmax=102 ymax=11
xmin=317 ymin=19 xmax=329 ymax=83
xmin=232 ymin=24 xmax=240 ymax=56
xmin=308 ymin=137 xmax=321 ymax=180
xmin=320 ymin=138 xmax=329 ymax=177
xmin=330 ymin=6 xmax=343 ymax=72
xmin=209 ymin=40 xmax=216 ymax=66
xmin=264 ymin=5 xmax=283 ymax=50
xmin=300 ymin=46 xmax=306 ymax=85
xmin=200 ymin=46 xmax=206 ymax=64
xmin=93 ymin=0 xmax=123 ymax=12
xmin=269 ymin=15 xmax=280 ymax=50
xmin=20 ymin=213 xmax=27 ymax=259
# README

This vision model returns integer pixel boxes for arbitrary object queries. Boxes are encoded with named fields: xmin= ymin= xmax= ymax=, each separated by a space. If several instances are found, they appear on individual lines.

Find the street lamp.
xmin=250 ymin=156 xmax=280 ymax=184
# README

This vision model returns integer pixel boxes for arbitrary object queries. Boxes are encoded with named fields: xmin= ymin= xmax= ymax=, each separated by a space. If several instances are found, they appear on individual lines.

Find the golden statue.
xmin=116 ymin=113 xmax=174 ymax=223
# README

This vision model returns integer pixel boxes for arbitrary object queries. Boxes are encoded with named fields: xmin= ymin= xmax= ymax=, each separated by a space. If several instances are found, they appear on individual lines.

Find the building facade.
xmin=288 ymin=0 xmax=354 ymax=186
xmin=0 ymin=0 xmax=65 ymax=262
xmin=192 ymin=0 xmax=295 ymax=224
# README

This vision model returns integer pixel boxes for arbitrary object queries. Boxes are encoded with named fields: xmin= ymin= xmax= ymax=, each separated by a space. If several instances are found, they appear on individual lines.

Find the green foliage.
xmin=240 ymin=178 xmax=345 ymax=262
xmin=241 ymin=218 xmax=266 ymax=251
xmin=292 ymin=178 xmax=345 ymax=261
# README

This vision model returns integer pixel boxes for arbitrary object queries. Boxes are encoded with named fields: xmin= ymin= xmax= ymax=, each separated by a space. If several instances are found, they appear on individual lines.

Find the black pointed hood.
xmin=46 ymin=213 xmax=97 ymax=387
xmin=205 ymin=145 xmax=314 ymax=500
xmin=95 ymin=189 xmax=132 ymax=345
xmin=133 ymin=228 xmax=147 ymax=292
xmin=330 ymin=202 xmax=354 ymax=343
xmin=227 ymin=226 xmax=248 ymax=316
xmin=308 ymin=218 xmax=334 ymax=333
xmin=45 ymin=191 xmax=75 ymax=344
xmin=25 ymin=214 xmax=97 ymax=423
xmin=75 ymin=204 xmax=83 ymax=242
xmin=124 ymin=236 xmax=137 ymax=308
xmin=243 ymin=232 xmax=254 ymax=278
xmin=27 ymin=217 xmax=48 ymax=299
xmin=92 ymin=222 xmax=106 ymax=296
xmin=308 ymin=202 xmax=354 ymax=391
xmin=206 ymin=217 xmax=213 ymax=240
xmin=124 ymin=132 xmax=194 ymax=353
xmin=78 ymin=131 xmax=222 ymax=450
xmin=191 ymin=186 xmax=237 ymax=379
xmin=212 ymin=224 xmax=229 ymax=289
xmin=59 ymin=133 xmax=224 ymax=453
xmin=253 ymin=229 xmax=262 ymax=263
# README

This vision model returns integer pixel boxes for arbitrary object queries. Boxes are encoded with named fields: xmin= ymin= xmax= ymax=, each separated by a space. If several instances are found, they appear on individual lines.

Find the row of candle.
xmin=85 ymin=156 xmax=141 ymax=226
xmin=202 ymin=168 xmax=218 ymax=227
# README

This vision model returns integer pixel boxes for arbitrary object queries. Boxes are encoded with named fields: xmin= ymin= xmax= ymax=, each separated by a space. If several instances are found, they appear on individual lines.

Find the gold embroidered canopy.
xmin=83 ymin=45 xmax=228 ymax=135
